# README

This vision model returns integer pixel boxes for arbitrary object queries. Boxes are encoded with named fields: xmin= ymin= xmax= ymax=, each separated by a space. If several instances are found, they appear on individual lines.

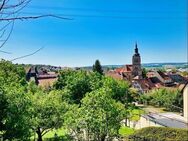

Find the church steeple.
xmin=135 ymin=42 xmax=138 ymax=54
xmin=132 ymin=42 xmax=142 ymax=78
xmin=134 ymin=42 xmax=139 ymax=56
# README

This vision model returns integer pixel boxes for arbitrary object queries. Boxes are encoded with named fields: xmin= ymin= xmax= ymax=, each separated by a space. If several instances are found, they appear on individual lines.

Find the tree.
xmin=0 ymin=87 xmax=32 ymax=140
xmin=30 ymin=89 xmax=67 ymax=141
xmin=102 ymin=76 xmax=131 ymax=103
xmin=65 ymin=88 xmax=127 ymax=141
xmin=148 ymin=88 xmax=182 ymax=111
xmin=142 ymin=68 xmax=147 ymax=78
xmin=93 ymin=60 xmax=103 ymax=75
xmin=0 ymin=60 xmax=27 ymax=87
xmin=0 ymin=60 xmax=31 ymax=140
xmin=54 ymin=70 xmax=101 ymax=104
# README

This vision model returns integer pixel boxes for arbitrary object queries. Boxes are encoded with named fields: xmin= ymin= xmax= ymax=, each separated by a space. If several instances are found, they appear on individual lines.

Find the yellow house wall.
xmin=183 ymin=85 xmax=188 ymax=123
xmin=129 ymin=116 xmax=163 ymax=129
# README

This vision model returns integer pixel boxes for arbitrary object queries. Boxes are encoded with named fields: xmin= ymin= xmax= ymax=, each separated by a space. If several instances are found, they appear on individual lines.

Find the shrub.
xmin=128 ymin=127 xmax=188 ymax=141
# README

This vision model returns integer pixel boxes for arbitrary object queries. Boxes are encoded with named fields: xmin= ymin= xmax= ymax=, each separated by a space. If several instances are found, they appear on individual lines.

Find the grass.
xmin=119 ymin=126 xmax=135 ymax=137
xmin=31 ymin=128 xmax=66 ymax=140
xmin=130 ymin=109 xmax=144 ymax=121
xmin=143 ymin=105 xmax=166 ymax=113
xmin=43 ymin=128 xmax=66 ymax=139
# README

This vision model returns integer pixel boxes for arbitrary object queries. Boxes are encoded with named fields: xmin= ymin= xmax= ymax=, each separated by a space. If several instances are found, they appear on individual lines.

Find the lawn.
xmin=43 ymin=128 xmax=66 ymax=139
xmin=119 ymin=126 xmax=135 ymax=137
xmin=31 ymin=128 xmax=66 ymax=140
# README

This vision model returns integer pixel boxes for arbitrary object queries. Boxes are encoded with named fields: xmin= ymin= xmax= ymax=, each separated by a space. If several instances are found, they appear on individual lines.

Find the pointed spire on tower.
xmin=135 ymin=42 xmax=138 ymax=54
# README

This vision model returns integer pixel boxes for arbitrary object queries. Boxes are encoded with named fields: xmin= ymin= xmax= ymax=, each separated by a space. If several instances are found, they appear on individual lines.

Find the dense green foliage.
xmin=64 ymin=88 xmax=127 ymax=140
xmin=92 ymin=59 xmax=103 ymax=75
xmin=129 ymin=127 xmax=188 ymax=141
xmin=139 ymin=88 xmax=183 ymax=112
xmin=0 ymin=60 xmax=136 ymax=140
xmin=150 ymin=88 xmax=183 ymax=111
xmin=2 ymin=60 xmax=184 ymax=141
xmin=29 ymin=89 xmax=68 ymax=141
xmin=54 ymin=69 xmax=132 ymax=104
xmin=0 ymin=60 xmax=31 ymax=140
xmin=142 ymin=68 xmax=147 ymax=78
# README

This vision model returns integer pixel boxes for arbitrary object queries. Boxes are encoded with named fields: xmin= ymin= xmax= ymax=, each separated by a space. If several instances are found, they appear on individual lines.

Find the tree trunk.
xmin=36 ymin=127 xmax=43 ymax=141
xmin=101 ymin=134 xmax=106 ymax=141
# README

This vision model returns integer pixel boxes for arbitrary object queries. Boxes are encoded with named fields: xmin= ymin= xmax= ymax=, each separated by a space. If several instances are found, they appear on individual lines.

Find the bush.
xmin=128 ymin=127 xmax=188 ymax=141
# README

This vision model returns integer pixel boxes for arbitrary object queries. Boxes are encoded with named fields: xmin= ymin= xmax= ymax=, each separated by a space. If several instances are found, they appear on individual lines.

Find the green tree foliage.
xmin=181 ymin=71 xmax=188 ymax=77
xmin=29 ymin=88 xmax=68 ymax=141
xmin=146 ymin=88 xmax=182 ymax=111
xmin=64 ymin=88 xmax=127 ymax=141
xmin=102 ymin=77 xmax=131 ymax=103
xmin=0 ymin=60 xmax=137 ymax=140
xmin=54 ymin=69 xmax=133 ymax=104
xmin=129 ymin=127 xmax=188 ymax=141
xmin=138 ymin=94 xmax=151 ymax=105
xmin=0 ymin=60 xmax=31 ymax=140
xmin=93 ymin=60 xmax=103 ymax=75
xmin=54 ymin=70 xmax=94 ymax=104
xmin=142 ymin=68 xmax=147 ymax=78
xmin=0 ymin=59 xmax=27 ymax=87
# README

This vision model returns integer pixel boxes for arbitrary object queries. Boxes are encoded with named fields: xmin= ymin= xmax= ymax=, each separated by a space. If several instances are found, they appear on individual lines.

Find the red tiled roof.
xmin=115 ymin=65 xmax=133 ymax=73
xmin=106 ymin=71 xmax=122 ymax=80
xmin=134 ymin=78 xmax=156 ymax=90
xmin=37 ymin=74 xmax=58 ymax=79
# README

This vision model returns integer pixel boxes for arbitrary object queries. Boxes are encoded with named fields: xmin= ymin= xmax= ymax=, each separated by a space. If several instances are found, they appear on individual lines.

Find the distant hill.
xmin=80 ymin=62 xmax=188 ymax=71
xmin=18 ymin=62 xmax=187 ymax=71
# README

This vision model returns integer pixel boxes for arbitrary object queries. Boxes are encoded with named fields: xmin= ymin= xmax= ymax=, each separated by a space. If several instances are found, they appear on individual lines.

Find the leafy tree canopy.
xmin=93 ymin=60 xmax=103 ymax=75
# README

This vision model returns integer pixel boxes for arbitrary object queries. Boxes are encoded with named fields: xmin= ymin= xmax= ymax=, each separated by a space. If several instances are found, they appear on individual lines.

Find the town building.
xmin=128 ymin=112 xmax=188 ymax=129
xmin=128 ymin=82 xmax=188 ymax=129
xmin=106 ymin=43 xmax=188 ymax=93
xmin=183 ymin=82 xmax=188 ymax=123
xmin=147 ymin=70 xmax=175 ymax=87
xmin=132 ymin=43 xmax=142 ymax=79
xmin=106 ymin=43 xmax=156 ymax=93
xmin=26 ymin=66 xmax=58 ymax=87
xmin=106 ymin=43 xmax=142 ymax=81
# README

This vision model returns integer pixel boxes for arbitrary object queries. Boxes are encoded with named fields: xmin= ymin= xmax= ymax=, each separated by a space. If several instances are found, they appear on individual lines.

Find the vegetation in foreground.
xmin=0 ymin=60 xmax=186 ymax=141
xmin=139 ymin=88 xmax=183 ymax=112
xmin=0 ymin=60 xmax=137 ymax=141
xmin=129 ymin=127 xmax=188 ymax=141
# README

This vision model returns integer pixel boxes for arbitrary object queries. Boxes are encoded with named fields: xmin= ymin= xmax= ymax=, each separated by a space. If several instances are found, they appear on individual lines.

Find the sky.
xmin=1 ymin=0 xmax=187 ymax=67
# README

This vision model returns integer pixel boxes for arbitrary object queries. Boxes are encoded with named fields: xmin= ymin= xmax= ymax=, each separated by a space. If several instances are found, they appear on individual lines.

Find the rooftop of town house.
xmin=115 ymin=65 xmax=133 ymax=73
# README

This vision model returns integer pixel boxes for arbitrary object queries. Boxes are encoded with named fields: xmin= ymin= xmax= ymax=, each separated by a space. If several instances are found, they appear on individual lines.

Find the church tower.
xmin=132 ymin=43 xmax=142 ymax=78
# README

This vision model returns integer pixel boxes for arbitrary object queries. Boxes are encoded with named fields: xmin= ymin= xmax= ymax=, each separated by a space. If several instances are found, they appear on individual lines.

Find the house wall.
xmin=183 ymin=85 xmax=188 ymax=122
xmin=128 ymin=116 xmax=163 ymax=129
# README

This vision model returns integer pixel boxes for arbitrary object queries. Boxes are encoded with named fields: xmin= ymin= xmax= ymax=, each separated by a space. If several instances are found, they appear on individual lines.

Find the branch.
xmin=0 ymin=49 xmax=11 ymax=54
xmin=0 ymin=14 xmax=73 ymax=21
xmin=1 ymin=0 xmax=31 ymax=17
xmin=2 ymin=0 xmax=30 ymax=9
xmin=0 ymin=21 xmax=12 ymax=32
xmin=0 ymin=0 xmax=6 ymax=11
xmin=0 ymin=20 xmax=14 ymax=48
xmin=41 ymin=128 xmax=52 ymax=136
xmin=10 ymin=46 xmax=44 ymax=61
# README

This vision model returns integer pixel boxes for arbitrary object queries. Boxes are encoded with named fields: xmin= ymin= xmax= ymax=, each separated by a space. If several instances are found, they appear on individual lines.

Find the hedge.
xmin=128 ymin=127 xmax=188 ymax=141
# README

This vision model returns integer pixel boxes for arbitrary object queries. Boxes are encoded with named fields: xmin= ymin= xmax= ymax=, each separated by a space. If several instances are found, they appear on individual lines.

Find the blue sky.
xmin=1 ymin=0 xmax=187 ymax=67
